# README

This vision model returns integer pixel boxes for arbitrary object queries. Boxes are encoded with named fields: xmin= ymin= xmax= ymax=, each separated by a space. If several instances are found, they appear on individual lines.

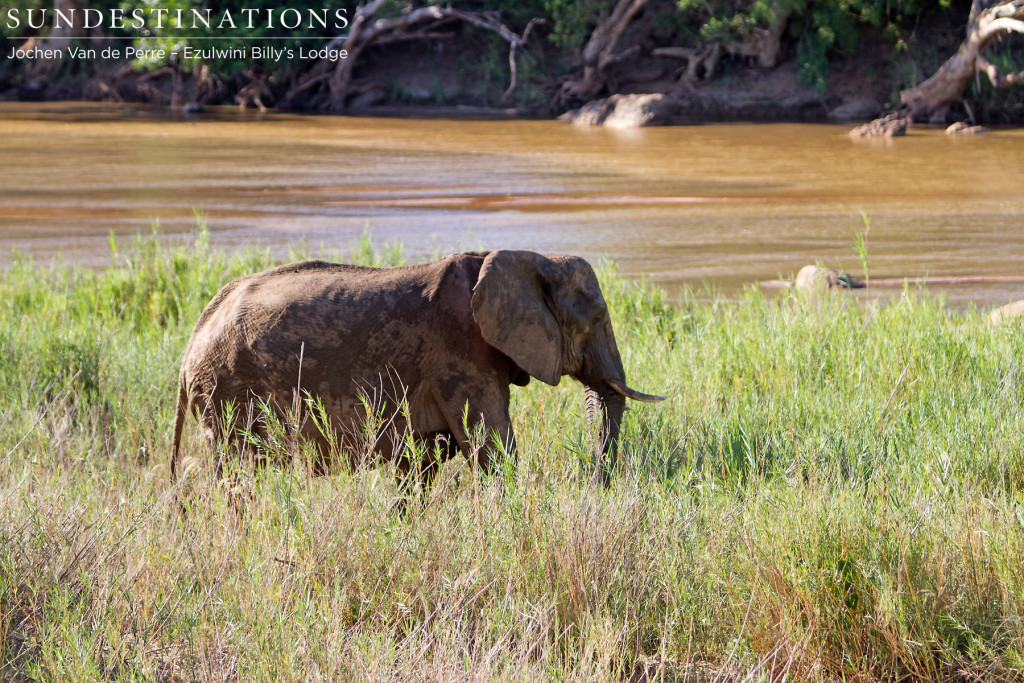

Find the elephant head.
xmin=471 ymin=250 xmax=665 ymax=483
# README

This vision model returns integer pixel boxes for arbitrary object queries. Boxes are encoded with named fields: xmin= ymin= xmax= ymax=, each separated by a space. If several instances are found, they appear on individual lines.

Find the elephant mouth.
xmin=605 ymin=377 xmax=667 ymax=403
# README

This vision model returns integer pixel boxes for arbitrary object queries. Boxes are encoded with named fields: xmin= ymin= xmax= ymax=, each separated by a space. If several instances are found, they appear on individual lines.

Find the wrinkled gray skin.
xmin=171 ymin=250 xmax=665 ymax=490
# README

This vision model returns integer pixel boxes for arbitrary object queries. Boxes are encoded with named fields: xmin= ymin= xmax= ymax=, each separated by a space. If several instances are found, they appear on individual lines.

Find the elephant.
xmin=170 ymin=250 xmax=666 ymax=493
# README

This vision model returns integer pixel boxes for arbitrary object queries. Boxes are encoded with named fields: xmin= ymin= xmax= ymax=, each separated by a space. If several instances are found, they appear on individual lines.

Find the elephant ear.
xmin=472 ymin=250 xmax=563 ymax=386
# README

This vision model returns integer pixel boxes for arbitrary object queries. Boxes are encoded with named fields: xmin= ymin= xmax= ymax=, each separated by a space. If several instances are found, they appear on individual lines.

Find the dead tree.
xmin=899 ymin=0 xmax=1024 ymax=123
xmin=558 ymin=0 xmax=647 ymax=104
xmin=851 ymin=0 xmax=1024 ymax=135
xmin=284 ymin=1 xmax=539 ymax=111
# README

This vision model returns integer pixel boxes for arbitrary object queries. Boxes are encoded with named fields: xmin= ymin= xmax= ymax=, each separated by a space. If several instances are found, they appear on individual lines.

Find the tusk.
xmin=606 ymin=377 xmax=667 ymax=403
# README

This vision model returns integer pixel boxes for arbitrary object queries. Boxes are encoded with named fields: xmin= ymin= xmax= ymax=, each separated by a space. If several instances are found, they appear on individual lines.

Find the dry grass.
xmin=2 ymin=227 xmax=1024 ymax=681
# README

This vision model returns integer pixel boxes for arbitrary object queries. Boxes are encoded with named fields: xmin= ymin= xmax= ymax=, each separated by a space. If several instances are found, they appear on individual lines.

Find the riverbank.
xmin=3 ymin=0 xmax=1022 ymax=125
xmin=2 ymin=231 xmax=1023 ymax=680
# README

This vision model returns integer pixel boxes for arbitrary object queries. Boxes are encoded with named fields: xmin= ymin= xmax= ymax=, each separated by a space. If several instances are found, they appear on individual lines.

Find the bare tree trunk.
xmin=284 ymin=2 xmax=536 ymax=111
xmin=558 ymin=0 xmax=647 ymax=104
xmin=21 ymin=0 xmax=93 ymax=77
xmin=326 ymin=0 xmax=389 ymax=111
xmin=25 ymin=0 xmax=87 ymax=51
xmin=900 ymin=0 xmax=1024 ymax=122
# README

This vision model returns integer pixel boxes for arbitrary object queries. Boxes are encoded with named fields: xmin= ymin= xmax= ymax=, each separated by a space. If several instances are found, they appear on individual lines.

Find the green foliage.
xmin=122 ymin=0 xmax=347 ymax=76
xmin=542 ymin=0 xmax=611 ymax=47
xmin=678 ymin=0 xmax=939 ymax=91
xmin=791 ymin=0 xmax=866 ymax=89
xmin=350 ymin=226 xmax=406 ymax=267
xmin=453 ymin=29 xmax=555 ymax=111
xmin=36 ymin=336 xmax=102 ymax=402
xmin=475 ymin=0 xmax=549 ymax=31
xmin=968 ymin=42 xmax=1024 ymax=123
xmin=0 ymin=0 xmax=43 ymax=43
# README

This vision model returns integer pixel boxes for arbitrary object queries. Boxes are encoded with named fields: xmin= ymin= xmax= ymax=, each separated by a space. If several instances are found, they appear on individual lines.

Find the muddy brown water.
xmin=1 ymin=101 xmax=1023 ymax=308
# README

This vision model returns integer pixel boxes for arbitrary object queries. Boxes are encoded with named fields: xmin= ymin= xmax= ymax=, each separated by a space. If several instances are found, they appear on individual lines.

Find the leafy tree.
xmin=122 ymin=0 xmax=350 ymax=76
xmin=677 ymin=0 xmax=942 ymax=90
xmin=543 ymin=0 xmax=613 ymax=47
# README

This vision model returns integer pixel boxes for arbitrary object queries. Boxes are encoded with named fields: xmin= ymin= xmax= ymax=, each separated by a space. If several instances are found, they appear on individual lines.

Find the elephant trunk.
xmin=580 ymin=319 xmax=666 ymax=485
xmin=585 ymin=385 xmax=626 ymax=487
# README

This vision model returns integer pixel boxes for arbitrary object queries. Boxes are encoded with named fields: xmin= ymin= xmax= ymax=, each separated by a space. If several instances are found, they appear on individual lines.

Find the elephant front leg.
xmin=429 ymin=382 xmax=514 ymax=477
xmin=393 ymin=434 xmax=456 ymax=514
xmin=477 ymin=421 xmax=516 ymax=477
xmin=420 ymin=431 xmax=458 ymax=491
xmin=456 ymin=410 xmax=515 ymax=475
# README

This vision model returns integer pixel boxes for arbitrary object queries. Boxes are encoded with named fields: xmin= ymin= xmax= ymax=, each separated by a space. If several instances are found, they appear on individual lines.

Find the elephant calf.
xmin=171 ymin=250 xmax=665 ymax=489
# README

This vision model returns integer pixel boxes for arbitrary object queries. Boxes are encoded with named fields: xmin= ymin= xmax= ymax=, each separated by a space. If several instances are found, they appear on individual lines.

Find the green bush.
xmin=678 ymin=0 xmax=943 ymax=91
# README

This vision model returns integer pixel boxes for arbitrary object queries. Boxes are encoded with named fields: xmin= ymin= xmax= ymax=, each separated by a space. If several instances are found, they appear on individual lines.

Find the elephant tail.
xmin=170 ymin=378 xmax=188 ymax=483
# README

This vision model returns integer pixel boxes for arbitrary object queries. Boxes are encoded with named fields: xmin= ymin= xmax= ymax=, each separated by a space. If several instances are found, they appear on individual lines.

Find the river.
xmin=1 ymin=101 xmax=1022 ymax=307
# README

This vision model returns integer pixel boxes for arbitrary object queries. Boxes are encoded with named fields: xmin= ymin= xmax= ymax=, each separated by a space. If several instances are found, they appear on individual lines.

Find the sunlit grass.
xmin=2 ymin=223 xmax=1024 ymax=681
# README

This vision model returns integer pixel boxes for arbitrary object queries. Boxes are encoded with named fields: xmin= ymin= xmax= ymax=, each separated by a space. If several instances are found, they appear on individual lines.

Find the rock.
xmin=989 ymin=300 xmax=1024 ymax=324
xmin=603 ymin=94 xmax=675 ymax=128
xmin=182 ymin=101 xmax=204 ymax=114
xmin=558 ymin=99 xmax=613 ymax=126
xmin=828 ymin=96 xmax=882 ymax=122
xmin=560 ymin=93 xmax=675 ymax=127
xmin=848 ymin=112 xmax=908 ymax=138
xmin=945 ymin=121 xmax=990 ymax=135
xmin=795 ymin=265 xmax=865 ymax=290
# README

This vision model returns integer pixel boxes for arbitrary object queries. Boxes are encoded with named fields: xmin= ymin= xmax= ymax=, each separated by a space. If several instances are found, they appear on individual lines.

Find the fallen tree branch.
xmin=284 ymin=2 xmax=537 ymax=111
xmin=501 ymin=18 xmax=545 ymax=100
xmin=448 ymin=13 xmax=545 ymax=101
xmin=977 ymin=54 xmax=1024 ymax=87
xmin=655 ymin=43 xmax=724 ymax=86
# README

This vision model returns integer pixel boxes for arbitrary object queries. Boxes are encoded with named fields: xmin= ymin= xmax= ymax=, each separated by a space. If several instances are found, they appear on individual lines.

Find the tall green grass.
xmin=2 ymin=225 xmax=1024 ymax=681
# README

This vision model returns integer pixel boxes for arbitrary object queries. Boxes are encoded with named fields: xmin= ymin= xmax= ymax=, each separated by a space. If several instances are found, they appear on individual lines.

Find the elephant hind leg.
xmin=393 ymin=457 xmax=415 ymax=516
xmin=184 ymin=391 xmax=227 ymax=477
xmin=193 ymin=392 xmax=274 ymax=479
